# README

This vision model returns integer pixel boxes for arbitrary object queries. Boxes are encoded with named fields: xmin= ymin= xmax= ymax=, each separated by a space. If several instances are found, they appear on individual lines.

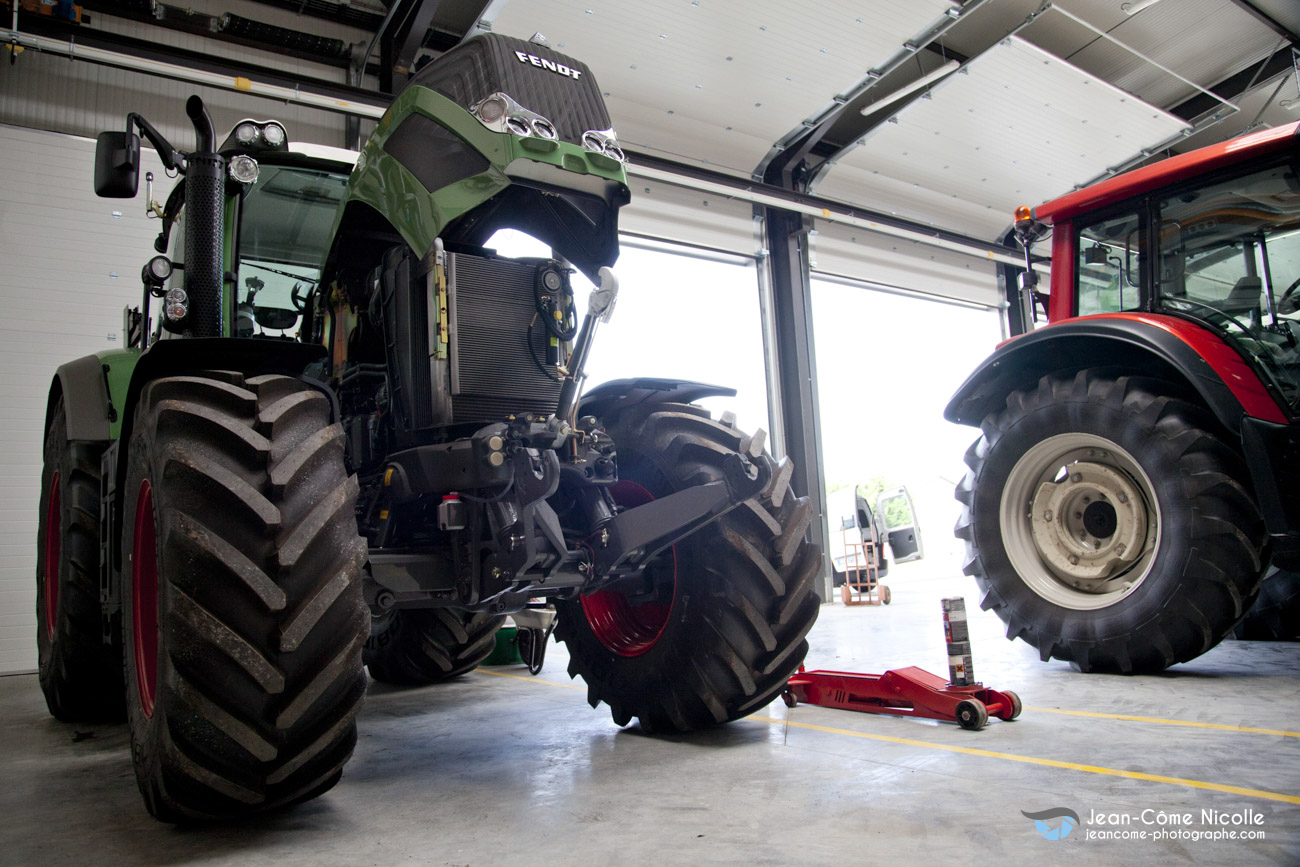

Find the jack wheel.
xmin=781 ymin=690 xmax=798 ymax=709
xmin=956 ymin=699 xmax=988 ymax=731
xmin=880 ymin=585 xmax=891 ymax=605
xmin=999 ymin=690 xmax=1022 ymax=721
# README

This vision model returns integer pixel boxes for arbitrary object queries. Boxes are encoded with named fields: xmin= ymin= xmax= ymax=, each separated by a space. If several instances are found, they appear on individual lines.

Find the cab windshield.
xmin=1154 ymin=161 xmax=1300 ymax=411
xmin=235 ymin=164 xmax=350 ymax=338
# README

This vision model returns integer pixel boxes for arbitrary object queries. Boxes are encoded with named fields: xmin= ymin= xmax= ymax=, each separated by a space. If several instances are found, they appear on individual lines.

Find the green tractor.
xmin=39 ymin=34 xmax=821 ymax=822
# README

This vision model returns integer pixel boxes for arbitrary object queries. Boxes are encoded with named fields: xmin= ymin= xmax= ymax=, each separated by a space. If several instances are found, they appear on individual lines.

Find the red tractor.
xmin=946 ymin=122 xmax=1300 ymax=672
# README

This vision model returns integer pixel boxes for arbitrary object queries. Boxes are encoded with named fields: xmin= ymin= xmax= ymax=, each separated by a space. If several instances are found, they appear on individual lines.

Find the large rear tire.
xmin=121 ymin=373 xmax=369 ymax=822
xmin=554 ymin=404 xmax=822 ymax=732
xmin=957 ymin=372 xmax=1266 ymax=672
xmin=36 ymin=396 xmax=124 ymax=722
xmin=364 ymin=608 xmax=505 ymax=684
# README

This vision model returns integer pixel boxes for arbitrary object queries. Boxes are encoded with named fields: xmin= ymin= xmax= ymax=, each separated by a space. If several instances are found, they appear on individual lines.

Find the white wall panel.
xmin=810 ymin=219 xmax=1001 ymax=308
xmin=0 ymin=124 xmax=165 ymax=673
xmin=619 ymin=178 xmax=757 ymax=256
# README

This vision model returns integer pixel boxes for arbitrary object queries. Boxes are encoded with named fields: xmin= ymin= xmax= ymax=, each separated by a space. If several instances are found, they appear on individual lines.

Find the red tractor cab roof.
xmin=1034 ymin=121 xmax=1300 ymax=225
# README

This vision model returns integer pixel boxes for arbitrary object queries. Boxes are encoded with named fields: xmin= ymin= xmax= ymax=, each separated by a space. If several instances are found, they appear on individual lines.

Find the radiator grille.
xmin=450 ymin=253 xmax=565 ymax=423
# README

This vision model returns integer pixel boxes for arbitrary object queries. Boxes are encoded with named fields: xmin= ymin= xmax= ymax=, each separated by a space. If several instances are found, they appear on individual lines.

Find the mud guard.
xmin=944 ymin=317 xmax=1257 ymax=435
xmin=48 ymin=354 xmax=116 ymax=442
xmin=579 ymin=377 xmax=736 ymax=421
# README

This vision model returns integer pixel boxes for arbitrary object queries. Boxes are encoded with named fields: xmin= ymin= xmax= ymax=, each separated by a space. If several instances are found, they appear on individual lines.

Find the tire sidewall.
xmin=120 ymin=408 xmax=171 ymax=809
xmin=972 ymin=389 xmax=1193 ymax=639
xmin=35 ymin=404 xmax=72 ymax=687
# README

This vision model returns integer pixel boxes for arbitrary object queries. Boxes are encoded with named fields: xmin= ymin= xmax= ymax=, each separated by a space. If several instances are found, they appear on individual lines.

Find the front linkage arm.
xmin=589 ymin=450 xmax=770 ymax=580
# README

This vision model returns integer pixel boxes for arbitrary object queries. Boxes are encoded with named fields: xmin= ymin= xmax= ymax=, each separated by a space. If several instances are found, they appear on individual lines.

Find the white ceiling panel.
xmin=490 ymin=0 xmax=957 ymax=175
xmin=831 ymin=35 xmax=1191 ymax=233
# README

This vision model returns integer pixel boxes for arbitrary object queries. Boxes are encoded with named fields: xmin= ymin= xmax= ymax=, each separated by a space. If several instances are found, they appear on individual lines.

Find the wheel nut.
xmin=1071 ymin=473 xmax=1082 ymax=483
xmin=1044 ymin=510 xmax=1053 ymax=522
xmin=1116 ymin=543 xmax=1126 ymax=555
xmin=1068 ymin=554 xmax=1079 ymax=565
xmin=1118 ymin=493 xmax=1128 ymax=504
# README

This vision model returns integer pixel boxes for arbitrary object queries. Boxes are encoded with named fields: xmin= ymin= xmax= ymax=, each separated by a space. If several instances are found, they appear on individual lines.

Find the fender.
xmin=580 ymin=377 xmax=736 ymax=421
xmin=46 ymin=351 xmax=140 ymax=443
xmin=944 ymin=314 xmax=1289 ymax=435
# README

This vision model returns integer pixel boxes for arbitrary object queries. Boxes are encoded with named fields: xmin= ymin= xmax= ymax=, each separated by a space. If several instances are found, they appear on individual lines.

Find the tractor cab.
xmin=1014 ymin=121 xmax=1300 ymax=416
xmin=141 ymin=124 xmax=356 ymax=346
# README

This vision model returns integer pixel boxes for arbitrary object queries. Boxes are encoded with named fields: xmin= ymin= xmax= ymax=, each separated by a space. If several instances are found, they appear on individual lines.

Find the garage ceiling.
xmin=489 ymin=0 xmax=958 ymax=175
xmin=830 ymin=35 xmax=1192 ymax=235
xmin=5 ymin=0 xmax=1298 ymax=242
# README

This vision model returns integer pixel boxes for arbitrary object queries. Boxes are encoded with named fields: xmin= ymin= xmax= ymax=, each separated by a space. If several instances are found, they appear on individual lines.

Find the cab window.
xmin=1076 ymin=209 xmax=1145 ymax=315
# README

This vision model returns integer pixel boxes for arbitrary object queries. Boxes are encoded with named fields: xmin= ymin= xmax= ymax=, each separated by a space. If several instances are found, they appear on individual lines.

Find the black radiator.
xmin=375 ymin=246 xmax=568 ymax=431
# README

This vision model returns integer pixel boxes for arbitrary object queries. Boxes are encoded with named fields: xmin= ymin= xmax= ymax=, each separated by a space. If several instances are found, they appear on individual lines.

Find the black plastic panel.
xmin=383 ymin=113 xmax=490 ymax=194
xmin=403 ymin=33 xmax=611 ymax=144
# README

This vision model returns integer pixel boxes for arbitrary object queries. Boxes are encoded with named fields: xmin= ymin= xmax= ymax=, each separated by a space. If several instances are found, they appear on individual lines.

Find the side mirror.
xmin=1083 ymin=245 xmax=1109 ymax=265
xmin=94 ymin=131 xmax=141 ymax=197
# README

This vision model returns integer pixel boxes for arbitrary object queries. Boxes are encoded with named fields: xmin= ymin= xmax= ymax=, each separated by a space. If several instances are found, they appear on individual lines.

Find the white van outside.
xmin=826 ymin=485 xmax=924 ymax=585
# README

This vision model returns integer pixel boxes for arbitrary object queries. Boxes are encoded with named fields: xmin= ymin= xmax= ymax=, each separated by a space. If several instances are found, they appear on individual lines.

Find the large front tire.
xmin=957 ymin=372 xmax=1265 ymax=673
xmin=121 ymin=373 xmax=369 ymax=822
xmin=555 ymin=404 xmax=822 ymax=732
xmin=36 ymin=396 xmax=124 ymax=721
xmin=364 ymin=608 xmax=505 ymax=684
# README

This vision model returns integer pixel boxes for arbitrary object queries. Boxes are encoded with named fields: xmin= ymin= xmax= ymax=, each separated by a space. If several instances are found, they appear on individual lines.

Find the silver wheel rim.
xmin=999 ymin=433 xmax=1160 ymax=610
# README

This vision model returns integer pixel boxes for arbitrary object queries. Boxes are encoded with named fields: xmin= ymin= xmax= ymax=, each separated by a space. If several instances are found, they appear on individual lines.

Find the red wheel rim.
xmin=132 ymin=480 xmax=159 ymax=718
xmin=43 ymin=472 xmax=61 ymax=640
xmin=581 ymin=480 xmax=677 ymax=657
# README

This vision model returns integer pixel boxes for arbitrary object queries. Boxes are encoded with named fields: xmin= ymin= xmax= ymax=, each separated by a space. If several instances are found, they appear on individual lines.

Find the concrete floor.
xmin=3 ymin=562 xmax=1298 ymax=866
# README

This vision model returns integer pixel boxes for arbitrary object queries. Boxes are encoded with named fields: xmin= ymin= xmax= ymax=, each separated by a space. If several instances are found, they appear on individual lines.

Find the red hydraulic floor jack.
xmin=782 ymin=665 xmax=1021 ymax=730
xmin=782 ymin=597 xmax=1022 ymax=731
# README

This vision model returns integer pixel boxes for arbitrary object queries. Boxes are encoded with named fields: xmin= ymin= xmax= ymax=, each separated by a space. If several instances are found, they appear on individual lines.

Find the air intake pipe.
xmin=182 ymin=95 xmax=227 ymax=338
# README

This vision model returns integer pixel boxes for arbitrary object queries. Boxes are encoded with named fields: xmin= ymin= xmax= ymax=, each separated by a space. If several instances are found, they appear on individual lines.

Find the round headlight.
xmin=581 ymin=131 xmax=605 ymax=152
xmin=234 ymin=122 xmax=258 ymax=145
xmin=165 ymin=287 xmax=187 ymax=305
xmin=477 ymin=95 xmax=507 ymax=124
xmin=229 ymin=154 xmax=260 ymax=185
xmin=262 ymin=123 xmax=286 ymax=147
xmin=531 ymin=119 xmax=558 ymax=140
xmin=505 ymin=116 xmax=532 ymax=136
xmin=143 ymin=255 xmax=172 ymax=283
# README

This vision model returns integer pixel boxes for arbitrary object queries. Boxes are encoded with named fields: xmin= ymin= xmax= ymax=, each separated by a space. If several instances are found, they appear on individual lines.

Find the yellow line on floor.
xmin=476 ymin=667 xmax=585 ymax=691
xmin=1023 ymin=706 xmax=1300 ymax=738
xmin=1024 ymin=707 xmax=1300 ymax=738
xmin=474 ymin=666 xmax=1299 ymax=804
xmin=751 ymin=714 xmax=1300 ymax=805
